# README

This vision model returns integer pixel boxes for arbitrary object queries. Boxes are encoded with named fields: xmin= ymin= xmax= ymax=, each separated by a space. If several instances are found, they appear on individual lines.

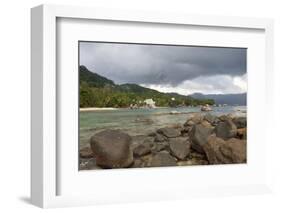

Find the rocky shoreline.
xmin=79 ymin=112 xmax=247 ymax=170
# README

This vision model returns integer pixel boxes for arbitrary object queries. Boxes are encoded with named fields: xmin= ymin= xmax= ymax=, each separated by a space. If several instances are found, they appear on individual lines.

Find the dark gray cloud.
xmin=79 ymin=42 xmax=246 ymax=94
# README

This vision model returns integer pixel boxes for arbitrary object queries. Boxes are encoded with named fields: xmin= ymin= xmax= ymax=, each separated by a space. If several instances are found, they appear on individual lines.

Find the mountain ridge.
xmin=190 ymin=92 xmax=246 ymax=105
xmin=79 ymin=65 xmax=245 ymax=107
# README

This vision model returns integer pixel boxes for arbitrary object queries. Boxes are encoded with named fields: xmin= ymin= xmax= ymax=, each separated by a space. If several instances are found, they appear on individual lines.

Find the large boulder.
xmin=220 ymin=138 xmax=247 ymax=163
xmin=90 ymin=130 xmax=133 ymax=168
xmin=233 ymin=117 xmax=247 ymax=128
xmin=169 ymin=137 xmax=191 ymax=160
xmin=149 ymin=151 xmax=177 ymax=167
xmin=215 ymin=119 xmax=237 ymax=140
xmin=203 ymin=135 xmax=246 ymax=164
xmin=157 ymin=127 xmax=181 ymax=138
xmin=189 ymin=124 xmax=214 ymax=153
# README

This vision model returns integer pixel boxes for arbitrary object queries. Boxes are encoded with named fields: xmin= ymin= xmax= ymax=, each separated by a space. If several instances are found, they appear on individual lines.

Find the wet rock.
xmin=233 ymin=117 xmax=247 ymax=128
xmin=157 ymin=127 xmax=181 ymax=138
xmin=135 ymin=118 xmax=154 ymax=124
xmin=169 ymin=137 xmax=191 ymax=160
xmin=189 ymin=124 xmax=214 ymax=153
xmin=203 ymin=135 xmax=246 ymax=164
xmin=149 ymin=151 xmax=177 ymax=167
xmin=215 ymin=119 xmax=237 ymax=140
xmin=90 ymin=129 xmax=133 ymax=168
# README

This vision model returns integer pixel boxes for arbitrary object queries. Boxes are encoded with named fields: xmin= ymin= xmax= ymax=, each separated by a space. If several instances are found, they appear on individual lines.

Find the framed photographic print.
xmin=31 ymin=4 xmax=274 ymax=208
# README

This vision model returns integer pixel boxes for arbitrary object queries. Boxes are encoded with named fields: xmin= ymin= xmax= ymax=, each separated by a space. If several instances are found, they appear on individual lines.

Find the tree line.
xmin=79 ymin=65 xmax=215 ymax=108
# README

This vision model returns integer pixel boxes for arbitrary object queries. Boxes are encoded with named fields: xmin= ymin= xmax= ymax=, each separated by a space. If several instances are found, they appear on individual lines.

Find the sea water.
xmin=79 ymin=106 xmax=246 ymax=148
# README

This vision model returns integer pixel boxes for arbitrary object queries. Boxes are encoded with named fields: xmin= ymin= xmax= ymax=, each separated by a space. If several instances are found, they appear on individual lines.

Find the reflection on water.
xmin=79 ymin=106 xmax=246 ymax=148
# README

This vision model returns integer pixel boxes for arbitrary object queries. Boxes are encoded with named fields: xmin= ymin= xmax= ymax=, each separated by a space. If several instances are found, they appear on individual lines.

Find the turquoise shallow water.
xmin=79 ymin=106 xmax=246 ymax=148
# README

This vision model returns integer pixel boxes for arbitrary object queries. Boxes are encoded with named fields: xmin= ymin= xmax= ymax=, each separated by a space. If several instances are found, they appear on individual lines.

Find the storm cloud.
xmin=79 ymin=42 xmax=247 ymax=95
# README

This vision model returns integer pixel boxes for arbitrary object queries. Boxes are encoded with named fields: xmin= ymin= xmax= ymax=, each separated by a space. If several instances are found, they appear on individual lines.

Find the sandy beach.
xmin=80 ymin=107 xmax=118 ymax=112
xmin=80 ymin=106 xmax=171 ymax=112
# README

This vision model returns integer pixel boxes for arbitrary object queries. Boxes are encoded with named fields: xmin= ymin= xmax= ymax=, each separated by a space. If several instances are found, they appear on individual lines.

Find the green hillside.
xmin=79 ymin=66 xmax=214 ymax=108
xmin=80 ymin=65 xmax=114 ymax=88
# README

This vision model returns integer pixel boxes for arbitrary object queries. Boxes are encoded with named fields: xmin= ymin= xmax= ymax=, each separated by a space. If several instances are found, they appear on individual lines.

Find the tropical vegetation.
xmin=79 ymin=65 xmax=214 ymax=108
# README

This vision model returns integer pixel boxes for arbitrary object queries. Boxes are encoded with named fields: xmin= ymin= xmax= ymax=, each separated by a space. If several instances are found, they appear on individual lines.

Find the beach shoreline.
xmin=80 ymin=107 xmax=118 ymax=112
xmin=79 ymin=106 xmax=171 ymax=112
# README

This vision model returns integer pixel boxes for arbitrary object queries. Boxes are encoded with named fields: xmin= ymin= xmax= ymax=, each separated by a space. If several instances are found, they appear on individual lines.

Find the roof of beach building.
xmin=144 ymin=99 xmax=155 ymax=104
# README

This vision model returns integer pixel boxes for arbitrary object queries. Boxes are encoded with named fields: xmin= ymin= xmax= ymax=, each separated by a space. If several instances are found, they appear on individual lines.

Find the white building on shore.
xmin=144 ymin=99 xmax=156 ymax=108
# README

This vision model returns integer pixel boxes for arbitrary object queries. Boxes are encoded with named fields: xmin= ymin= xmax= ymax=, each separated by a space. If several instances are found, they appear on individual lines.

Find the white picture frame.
xmin=31 ymin=4 xmax=274 ymax=208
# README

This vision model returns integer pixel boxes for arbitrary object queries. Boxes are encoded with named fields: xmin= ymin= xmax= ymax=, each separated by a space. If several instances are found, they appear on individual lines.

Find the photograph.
xmin=79 ymin=41 xmax=247 ymax=170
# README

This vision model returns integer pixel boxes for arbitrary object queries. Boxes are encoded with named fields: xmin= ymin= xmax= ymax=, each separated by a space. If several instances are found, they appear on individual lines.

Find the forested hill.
xmin=79 ymin=65 xmax=214 ymax=108
xmin=80 ymin=65 xmax=114 ymax=87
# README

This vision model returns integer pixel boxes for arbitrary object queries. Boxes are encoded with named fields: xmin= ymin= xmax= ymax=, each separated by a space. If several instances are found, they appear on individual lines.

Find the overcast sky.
xmin=79 ymin=42 xmax=247 ymax=95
